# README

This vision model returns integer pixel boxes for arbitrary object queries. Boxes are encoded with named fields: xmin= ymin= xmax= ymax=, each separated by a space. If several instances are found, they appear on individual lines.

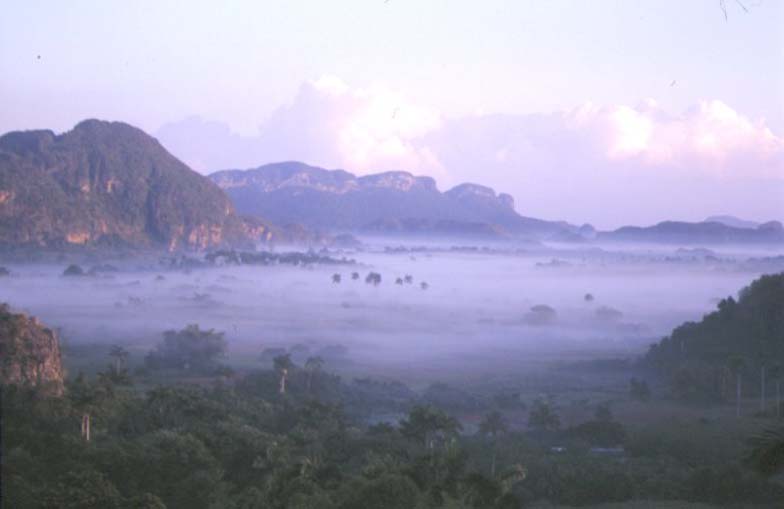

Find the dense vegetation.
xmin=4 ymin=350 xmax=784 ymax=507
xmin=646 ymin=272 xmax=784 ymax=407
xmin=0 ymin=120 xmax=248 ymax=250
xmin=3 ymin=273 xmax=784 ymax=508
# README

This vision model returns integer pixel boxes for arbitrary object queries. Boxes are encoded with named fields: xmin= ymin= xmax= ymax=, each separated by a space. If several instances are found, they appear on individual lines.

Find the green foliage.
xmin=0 ymin=120 xmax=248 ymax=250
xmin=400 ymin=405 xmax=462 ymax=449
xmin=145 ymin=324 xmax=227 ymax=372
xmin=527 ymin=399 xmax=560 ymax=432
xmin=629 ymin=378 xmax=651 ymax=402
xmin=5 ymin=344 xmax=784 ymax=508
xmin=594 ymin=403 xmax=613 ymax=422
xmin=40 ymin=470 xmax=123 ymax=509
xmin=338 ymin=474 xmax=420 ymax=509
xmin=62 ymin=264 xmax=85 ymax=277
xmin=746 ymin=426 xmax=784 ymax=476
xmin=479 ymin=411 xmax=508 ymax=438
xmin=646 ymin=273 xmax=784 ymax=401
xmin=567 ymin=420 xmax=626 ymax=447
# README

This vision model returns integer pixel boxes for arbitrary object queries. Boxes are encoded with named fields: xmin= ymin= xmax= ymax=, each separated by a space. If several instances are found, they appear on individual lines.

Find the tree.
xmin=338 ymin=474 xmax=421 ymax=509
xmin=332 ymin=273 xmax=341 ymax=284
xmin=769 ymin=362 xmax=783 ymax=418
xmin=400 ymin=405 xmax=461 ymax=451
xmin=759 ymin=355 xmax=768 ymax=414
xmin=274 ymin=354 xmax=294 ymax=395
xmin=130 ymin=430 xmax=224 ymax=509
xmin=108 ymin=345 xmax=128 ymax=375
xmin=728 ymin=356 xmax=746 ymax=417
xmin=41 ymin=470 xmax=123 ymax=509
xmin=69 ymin=372 xmax=111 ymax=442
xmin=595 ymin=403 xmax=613 ymax=422
xmin=479 ymin=411 xmax=508 ymax=477
xmin=145 ymin=324 xmax=227 ymax=372
xmin=629 ymin=378 xmax=651 ymax=402
xmin=63 ymin=264 xmax=85 ymax=277
xmin=747 ymin=426 xmax=784 ymax=476
xmin=365 ymin=272 xmax=382 ymax=286
xmin=304 ymin=356 xmax=324 ymax=394
xmin=351 ymin=272 xmax=360 ymax=280
xmin=527 ymin=399 xmax=560 ymax=432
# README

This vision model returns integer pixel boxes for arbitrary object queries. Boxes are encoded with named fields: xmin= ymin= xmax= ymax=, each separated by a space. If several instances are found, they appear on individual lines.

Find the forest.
xmin=3 ymin=273 xmax=784 ymax=508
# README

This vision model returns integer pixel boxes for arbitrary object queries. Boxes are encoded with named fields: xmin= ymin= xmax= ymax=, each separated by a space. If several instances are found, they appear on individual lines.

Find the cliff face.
xmin=0 ymin=119 xmax=249 ymax=251
xmin=210 ymin=161 xmax=572 ymax=236
xmin=0 ymin=304 xmax=65 ymax=396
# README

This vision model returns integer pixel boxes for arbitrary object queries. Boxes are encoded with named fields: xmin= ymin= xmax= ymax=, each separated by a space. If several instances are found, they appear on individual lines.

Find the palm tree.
xmin=70 ymin=372 xmax=107 ymax=443
xmin=761 ymin=359 xmax=767 ymax=414
xmin=304 ymin=356 xmax=324 ymax=394
xmin=108 ymin=345 xmax=129 ymax=375
xmin=528 ymin=399 xmax=560 ymax=431
xmin=769 ymin=362 xmax=783 ymax=418
xmin=728 ymin=356 xmax=746 ymax=417
xmin=273 ymin=354 xmax=294 ymax=395
xmin=479 ymin=411 xmax=508 ymax=477
xmin=400 ymin=405 xmax=462 ymax=452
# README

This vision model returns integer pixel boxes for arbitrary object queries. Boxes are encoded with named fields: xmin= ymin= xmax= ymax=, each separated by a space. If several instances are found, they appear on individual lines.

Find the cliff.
xmin=0 ymin=119 xmax=251 ymax=251
xmin=0 ymin=304 xmax=65 ymax=396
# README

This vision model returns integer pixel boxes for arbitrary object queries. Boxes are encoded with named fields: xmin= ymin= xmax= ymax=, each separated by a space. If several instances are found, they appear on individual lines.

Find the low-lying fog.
xmin=2 ymin=239 xmax=782 ymax=382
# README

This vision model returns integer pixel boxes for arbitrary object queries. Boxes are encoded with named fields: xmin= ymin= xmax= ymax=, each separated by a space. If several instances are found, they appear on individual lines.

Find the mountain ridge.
xmin=600 ymin=219 xmax=784 ymax=244
xmin=209 ymin=162 xmax=573 ymax=237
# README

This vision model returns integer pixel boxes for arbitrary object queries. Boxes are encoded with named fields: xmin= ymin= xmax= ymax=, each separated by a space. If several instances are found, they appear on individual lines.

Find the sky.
xmin=1 ymin=0 xmax=782 ymax=228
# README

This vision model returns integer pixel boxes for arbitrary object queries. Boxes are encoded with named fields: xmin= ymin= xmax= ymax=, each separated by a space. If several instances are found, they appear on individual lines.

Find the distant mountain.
xmin=0 ymin=120 xmax=267 ymax=251
xmin=705 ymin=215 xmax=761 ymax=230
xmin=210 ymin=161 xmax=574 ymax=238
xmin=599 ymin=220 xmax=784 ymax=245
xmin=362 ymin=217 xmax=510 ymax=240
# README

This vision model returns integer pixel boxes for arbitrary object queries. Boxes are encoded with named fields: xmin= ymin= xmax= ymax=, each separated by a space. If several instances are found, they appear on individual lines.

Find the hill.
xmin=210 ymin=161 xmax=576 ymax=239
xmin=600 ymin=220 xmax=784 ymax=245
xmin=645 ymin=272 xmax=784 ymax=402
xmin=0 ymin=120 xmax=254 ymax=251
xmin=705 ymin=215 xmax=762 ymax=230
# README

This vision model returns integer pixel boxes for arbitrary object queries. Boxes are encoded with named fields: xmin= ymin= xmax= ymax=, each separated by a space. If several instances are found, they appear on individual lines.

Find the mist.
xmin=3 ymin=238 xmax=779 ymax=384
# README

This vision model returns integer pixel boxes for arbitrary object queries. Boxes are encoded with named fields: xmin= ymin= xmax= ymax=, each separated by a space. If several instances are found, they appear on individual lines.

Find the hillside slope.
xmin=0 ymin=120 xmax=250 ymax=251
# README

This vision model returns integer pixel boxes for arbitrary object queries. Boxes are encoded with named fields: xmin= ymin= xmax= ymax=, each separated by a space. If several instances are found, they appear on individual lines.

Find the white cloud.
xmin=559 ymin=99 xmax=783 ymax=175
xmin=156 ymin=77 xmax=783 ymax=226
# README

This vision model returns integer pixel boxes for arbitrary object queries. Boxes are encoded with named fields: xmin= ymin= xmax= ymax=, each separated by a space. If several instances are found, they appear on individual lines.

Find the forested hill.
xmin=645 ymin=272 xmax=784 ymax=399
xmin=0 ymin=120 xmax=251 ymax=251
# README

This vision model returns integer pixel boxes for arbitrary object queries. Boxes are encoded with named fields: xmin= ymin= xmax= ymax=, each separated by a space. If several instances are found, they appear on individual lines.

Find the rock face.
xmin=210 ymin=161 xmax=572 ymax=237
xmin=0 ymin=304 xmax=65 ymax=396
xmin=0 ymin=119 xmax=250 ymax=251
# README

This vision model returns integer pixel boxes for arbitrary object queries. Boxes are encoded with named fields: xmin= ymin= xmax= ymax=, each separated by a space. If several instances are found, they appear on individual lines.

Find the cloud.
xmin=157 ymin=76 xmax=445 ymax=178
xmin=561 ymin=99 xmax=783 ymax=175
xmin=156 ymin=77 xmax=783 ymax=226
